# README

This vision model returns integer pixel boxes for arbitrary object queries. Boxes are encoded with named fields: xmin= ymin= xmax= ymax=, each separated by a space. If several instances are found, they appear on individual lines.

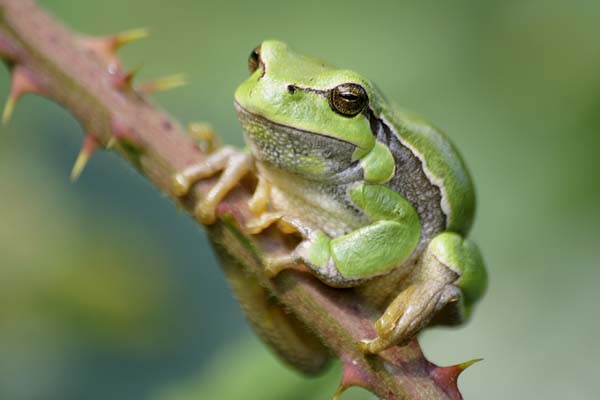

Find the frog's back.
xmin=375 ymin=103 xmax=476 ymax=238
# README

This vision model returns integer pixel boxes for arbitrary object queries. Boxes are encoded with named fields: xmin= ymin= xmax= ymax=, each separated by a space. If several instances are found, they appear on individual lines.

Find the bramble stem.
xmin=0 ymin=1 xmax=465 ymax=398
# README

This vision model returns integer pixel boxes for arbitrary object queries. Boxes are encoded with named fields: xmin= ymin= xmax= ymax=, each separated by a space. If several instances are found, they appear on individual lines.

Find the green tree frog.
xmin=173 ymin=41 xmax=487 ymax=358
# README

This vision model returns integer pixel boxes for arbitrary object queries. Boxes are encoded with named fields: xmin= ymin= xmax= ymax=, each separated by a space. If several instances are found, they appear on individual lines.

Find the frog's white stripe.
xmin=381 ymin=115 xmax=452 ymax=227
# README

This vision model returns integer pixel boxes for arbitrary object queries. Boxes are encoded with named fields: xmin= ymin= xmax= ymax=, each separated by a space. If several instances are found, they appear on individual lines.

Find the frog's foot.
xmin=246 ymin=212 xmax=300 ymax=236
xmin=188 ymin=122 xmax=219 ymax=153
xmin=360 ymin=231 xmax=488 ymax=353
xmin=171 ymin=146 xmax=253 ymax=224
xmin=360 ymin=281 xmax=460 ymax=354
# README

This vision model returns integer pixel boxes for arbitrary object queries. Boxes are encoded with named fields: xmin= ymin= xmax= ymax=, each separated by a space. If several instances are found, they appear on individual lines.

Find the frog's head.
xmin=234 ymin=40 xmax=380 ymax=180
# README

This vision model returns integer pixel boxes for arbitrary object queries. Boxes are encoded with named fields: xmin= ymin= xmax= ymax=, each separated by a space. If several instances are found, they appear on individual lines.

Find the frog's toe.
xmin=263 ymin=254 xmax=296 ymax=278
xmin=362 ymin=282 xmax=461 ymax=354
xmin=359 ymin=337 xmax=388 ymax=354
xmin=246 ymin=212 xmax=283 ymax=234
xmin=374 ymin=314 xmax=399 ymax=338
xmin=172 ymin=173 xmax=192 ymax=197
xmin=188 ymin=122 xmax=219 ymax=153
xmin=373 ymin=284 xmax=417 ymax=339
xmin=359 ymin=327 xmax=409 ymax=354
xmin=394 ymin=284 xmax=459 ymax=338
xmin=190 ymin=151 xmax=253 ymax=225
xmin=194 ymin=200 xmax=218 ymax=225
xmin=248 ymin=175 xmax=271 ymax=215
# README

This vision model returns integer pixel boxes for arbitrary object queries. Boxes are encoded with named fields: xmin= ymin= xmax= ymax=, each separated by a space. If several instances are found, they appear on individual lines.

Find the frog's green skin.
xmin=172 ymin=40 xmax=487 ymax=360
xmin=234 ymin=41 xmax=487 ymax=354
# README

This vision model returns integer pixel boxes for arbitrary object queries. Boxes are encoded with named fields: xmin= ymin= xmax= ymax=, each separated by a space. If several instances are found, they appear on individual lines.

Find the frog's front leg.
xmin=289 ymin=183 xmax=422 ymax=288
xmin=360 ymin=232 xmax=488 ymax=353
xmin=172 ymin=146 xmax=252 ymax=224
xmin=245 ymin=181 xmax=316 ymax=277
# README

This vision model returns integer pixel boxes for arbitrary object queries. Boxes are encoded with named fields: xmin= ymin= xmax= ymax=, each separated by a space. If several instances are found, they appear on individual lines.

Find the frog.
xmin=172 ymin=40 xmax=487 ymax=357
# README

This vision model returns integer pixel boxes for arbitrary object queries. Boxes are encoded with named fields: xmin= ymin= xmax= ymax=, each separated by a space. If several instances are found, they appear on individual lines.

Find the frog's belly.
xmin=259 ymin=166 xmax=367 ymax=238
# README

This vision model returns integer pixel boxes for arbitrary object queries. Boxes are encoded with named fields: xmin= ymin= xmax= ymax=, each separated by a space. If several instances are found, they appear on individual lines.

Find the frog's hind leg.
xmin=172 ymin=146 xmax=253 ymax=224
xmin=360 ymin=280 xmax=460 ymax=353
xmin=237 ymin=277 xmax=331 ymax=375
xmin=213 ymin=239 xmax=331 ymax=375
xmin=360 ymin=232 xmax=487 ymax=354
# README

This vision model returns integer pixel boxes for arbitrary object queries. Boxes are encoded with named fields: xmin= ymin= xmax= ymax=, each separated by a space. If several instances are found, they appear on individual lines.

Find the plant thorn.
xmin=106 ymin=136 xmax=117 ymax=149
xmin=3 ymin=66 xmax=43 ymax=126
xmin=138 ymin=73 xmax=187 ymax=95
xmin=333 ymin=358 xmax=371 ymax=400
xmin=456 ymin=358 xmax=483 ymax=372
xmin=70 ymin=134 xmax=100 ymax=182
xmin=80 ymin=27 xmax=147 ymax=65
xmin=113 ymin=28 xmax=149 ymax=49
xmin=113 ymin=65 xmax=142 ymax=91
xmin=2 ymin=96 xmax=15 ymax=126
xmin=430 ymin=358 xmax=483 ymax=400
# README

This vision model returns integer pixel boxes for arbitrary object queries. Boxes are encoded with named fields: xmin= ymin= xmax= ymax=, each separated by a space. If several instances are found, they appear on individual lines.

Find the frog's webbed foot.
xmin=360 ymin=281 xmax=460 ymax=354
xmin=246 ymin=211 xmax=303 ymax=235
xmin=246 ymin=212 xmax=315 ymax=277
xmin=245 ymin=188 xmax=317 ymax=278
xmin=243 ymin=224 xmax=314 ymax=278
xmin=360 ymin=231 xmax=487 ymax=354
xmin=260 ymin=237 xmax=322 ymax=279
xmin=171 ymin=146 xmax=252 ymax=224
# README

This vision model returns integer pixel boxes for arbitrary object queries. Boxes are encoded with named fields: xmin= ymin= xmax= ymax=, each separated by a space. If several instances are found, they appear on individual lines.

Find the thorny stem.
xmin=0 ymin=1 xmax=474 ymax=398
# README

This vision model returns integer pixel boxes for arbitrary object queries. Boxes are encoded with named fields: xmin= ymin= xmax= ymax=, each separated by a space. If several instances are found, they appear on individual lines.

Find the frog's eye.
xmin=328 ymin=83 xmax=368 ymax=117
xmin=248 ymin=46 xmax=262 ymax=74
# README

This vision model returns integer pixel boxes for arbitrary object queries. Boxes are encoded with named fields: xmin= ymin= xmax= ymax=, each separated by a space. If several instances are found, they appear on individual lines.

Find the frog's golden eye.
xmin=248 ymin=46 xmax=262 ymax=74
xmin=328 ymin=83 xmax=368 ymax=117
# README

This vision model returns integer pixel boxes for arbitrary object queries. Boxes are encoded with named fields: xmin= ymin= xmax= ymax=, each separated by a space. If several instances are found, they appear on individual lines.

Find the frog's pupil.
xmin=328 ymin=83 xmax=368 ymax=117
xmin=340 ymin=93 xmax=358 ymax=101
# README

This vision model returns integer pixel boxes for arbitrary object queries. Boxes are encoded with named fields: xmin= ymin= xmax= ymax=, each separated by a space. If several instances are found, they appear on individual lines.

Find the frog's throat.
xmin=233 ymin=101 xmax=358 ymax=146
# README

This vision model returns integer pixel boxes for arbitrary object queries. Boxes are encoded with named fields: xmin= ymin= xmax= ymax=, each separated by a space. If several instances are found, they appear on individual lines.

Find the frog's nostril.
xmin=287 ymin=85 xmax=296 ymax=94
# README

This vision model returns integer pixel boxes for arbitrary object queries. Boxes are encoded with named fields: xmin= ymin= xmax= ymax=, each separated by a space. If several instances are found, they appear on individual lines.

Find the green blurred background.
xmin=1 ymin=0 xmax=599 ymax=399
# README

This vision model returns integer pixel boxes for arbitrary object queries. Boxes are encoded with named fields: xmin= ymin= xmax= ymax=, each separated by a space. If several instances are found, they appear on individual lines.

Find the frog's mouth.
xmin=234 ymin=100 xmax=361 ymax=180
xmin=233 ymin=100 xmax=357 ymax=145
